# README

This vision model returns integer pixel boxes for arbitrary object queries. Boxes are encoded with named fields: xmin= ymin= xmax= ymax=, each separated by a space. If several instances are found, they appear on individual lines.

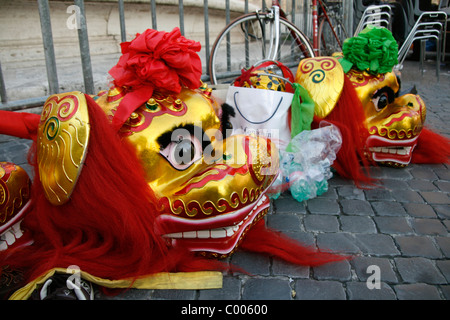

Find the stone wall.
xmin=0 ymin=0 xmax=259 ymax=67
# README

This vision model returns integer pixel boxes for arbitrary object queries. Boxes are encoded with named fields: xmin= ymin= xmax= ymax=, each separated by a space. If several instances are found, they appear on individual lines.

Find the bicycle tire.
xmin=318 ymin=16 xmax=347 ymax=56
xmin=208 ymin=12 xmax=314 ymax=85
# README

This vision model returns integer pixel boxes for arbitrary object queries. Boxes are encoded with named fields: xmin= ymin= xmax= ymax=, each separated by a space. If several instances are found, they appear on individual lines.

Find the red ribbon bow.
xmin=108 ymin=28 xmax=202 ymax=131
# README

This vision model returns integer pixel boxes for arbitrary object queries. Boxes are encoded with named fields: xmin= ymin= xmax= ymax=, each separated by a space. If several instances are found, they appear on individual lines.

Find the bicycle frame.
xmin=313 ymin=0 xmax=344 ymax=54
xmin=262 ymin=5 xmax=281 ymax=61
xmin=260 ymin=0 xmax=312 ymax=60
xmin=312 ymin=0 xmax=319 ymax=54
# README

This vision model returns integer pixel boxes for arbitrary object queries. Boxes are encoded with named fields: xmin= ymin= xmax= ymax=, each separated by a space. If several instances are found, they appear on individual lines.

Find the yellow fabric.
xmin=9 ymin=268 xmax=223 ymax=300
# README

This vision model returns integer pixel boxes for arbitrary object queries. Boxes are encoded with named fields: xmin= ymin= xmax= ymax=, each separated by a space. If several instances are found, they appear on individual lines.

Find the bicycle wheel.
xmin=208 ymin=12 xmax=314 ymax=85
xmin=318 ymin=16 xmax=348 ymax=56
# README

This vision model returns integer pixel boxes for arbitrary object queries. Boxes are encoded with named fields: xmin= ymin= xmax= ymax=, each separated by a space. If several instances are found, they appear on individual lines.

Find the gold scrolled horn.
xmin=37 ymin=92 xmax=90 ymax=206
xmin=295 ymin=57 xmax=344 ymax=119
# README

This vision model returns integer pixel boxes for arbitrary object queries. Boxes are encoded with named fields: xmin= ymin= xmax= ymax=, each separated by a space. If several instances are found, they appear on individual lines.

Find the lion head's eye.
xmin=160 ymin=132 xmax=202 ymax=170
xmin=372 ymin=87 xmax=395 ymax=112
xmin=372 ymin=92 xmax=389 ymax=111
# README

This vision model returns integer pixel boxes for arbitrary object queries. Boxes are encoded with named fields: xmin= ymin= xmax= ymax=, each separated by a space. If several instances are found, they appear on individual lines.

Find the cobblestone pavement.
xmin=1 ymin=60 xmax=449 ymax=300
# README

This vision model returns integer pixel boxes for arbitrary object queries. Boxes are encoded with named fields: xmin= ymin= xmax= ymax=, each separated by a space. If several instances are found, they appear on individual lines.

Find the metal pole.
xmin=74 ymin=0 xmax=95 ymax=94
xmin=343 ymin=0 xmax=353 ymax=38
xmin=291 ymin=0 xmax=296 ymax=25
xmin=204 ymin=0 xmax=210 ymax=68
xmin=226 ymin=0 xmax=230 ymax=72
xmin=151 ymin=0 xmax=157 ymax=29
xmin=118 ymin=0 xmax=126 ymax=42
xmin=37 ymin=0 xmax=59 ymax=95
xmin=179 ymin=0 xmax=185 ymax=35
xmin=0 ymin=61 xmax=8 ymax=103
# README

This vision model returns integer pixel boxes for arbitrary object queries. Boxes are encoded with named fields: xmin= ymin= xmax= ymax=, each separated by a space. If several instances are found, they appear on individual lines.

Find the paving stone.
xmin=409 ymin=166 xmax=439 ymax=180
xmin=443 ymin=220 xmax=450 ymax=232
xmin=294 ymin=279 xmax=346 ymax=300
xmin=373 ymin=216 xmax=414 ymax=234
xmin=151 ymin=289 xmax=197 ymax=300
xmin=329 ymin=176 xmax=355 ymax=186
xmin=435 ymin=180 xmax=450 ymax=192
xmin=317 ymin=187 xmax=338 ymax=199
xmin=411 ymin=218 xmax=448 ymax=235
xmin=381 ymin=179 xmax=410 ymax=191
xmin=371 ymin=201 xmax=407 ymax=216
xmin=403 ymin=203 xmax=437 ymax=218
xmin=198 ymin=276 xmax=241 ymax=300
xmin=433 ymin=205 xmax=450 ymax=219
xmin=306 ymin=198 xmax=340 ymax=215
xmin=339 ymin=216 xmax=377 ymax=233
xmin=313 ymin=260 xmax=352 ymax=281
xmin=346 ymin=282 xmax=396 ymax=300
xmin=433 ymin=168 xmax=450 ymax=180
xmin=369 ymin=166 xmax=413 ymax=180
xmin=316 ymin=233 xmax=360 ymax=254
xmin=272 ymin=258 xmax=310 ymax=278
xmin=395 ymin=236 xmax=442 ymax=258
xmin=392 ymin=190 xmax=425 ymax=203
xmin=364 ymin=188 xmax=394 ymax=201
xmin=304 ymin=215 xmax=339 ymax=232
xmin=353 ymin=234 xmax=400 ymax=256
xmin=351 ymin=256 xmax=398 ymax=283
xmin=436 ymin=260 xmax=450 ymax=282
xmin=266 ymin=214 xmax=302 ymax=232
xmin=273 ymin=196 xmax=306 ymax=214
xmin=337 ymin=186 xmax=365 ymax=200
xmin=407 ymin=179 xmax=438 ymax=191
xmin=340 ymin=199 xmax=374 ymax=216
xmin=420 ymin=191 xmax=450 ymax=205
xmin=394 ymin=283 xmax=443 ymax=300
xmin=441 ymin=285 xmax=450 ymax=299
xmin=395 ymin=257 xmax=447 ymax=284
xmin=436 ymin=237 xmax=450 ymax=258
xmin=242 ymin=278 xmax=292 ymax=300
xmin=230 ymin=251 xmax=270 ymax=276
xmin=281 ymin=231 xmax=316 ymax=248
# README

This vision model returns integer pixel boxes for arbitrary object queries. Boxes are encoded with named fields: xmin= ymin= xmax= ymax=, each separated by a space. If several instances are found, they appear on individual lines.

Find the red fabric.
xmin=0 ymin=111 xmax=40 ymax=140
xmin=0 ymin=94 xmax=222 ymax=283
xmin=313 ymin=76 xmax=374 ymax=186
xmin=108 ymin=28 xmax=202 ymax=131
xmin=240 ymin=220 xmax=349 ymax=266
xmin=411 ymin=127 xmax=450 ymax=164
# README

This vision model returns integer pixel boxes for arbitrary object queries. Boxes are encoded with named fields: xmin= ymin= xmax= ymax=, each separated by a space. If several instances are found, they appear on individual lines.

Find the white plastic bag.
xmin=225 ymin=86 xmax=293 ymax=151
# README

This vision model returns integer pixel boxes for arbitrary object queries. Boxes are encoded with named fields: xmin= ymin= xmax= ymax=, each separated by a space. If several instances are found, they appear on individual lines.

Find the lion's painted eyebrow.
xmin=157 ymin=124 xmax=211 ymax=151
xmin=373 ymin=86 xmax=396 ymax=103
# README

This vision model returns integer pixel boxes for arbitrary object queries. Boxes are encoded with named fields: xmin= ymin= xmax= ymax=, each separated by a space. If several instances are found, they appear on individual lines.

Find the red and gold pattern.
xmin=94 ymin=84 xmax=279 ymax=256
xmin=37 ymin=92 xmax=90 ymax=205
xmin=295 ymin=57 xmax=344 ymax=118
xmin=296 ymin=56 xmax=426 ymax=167
xmin=347 ymin=69 xmax=425 ymax=166
xmin=0 ymin=162 xmax=30 ymax=226
xmin=0 ymin=162 xmax=32 ymax=251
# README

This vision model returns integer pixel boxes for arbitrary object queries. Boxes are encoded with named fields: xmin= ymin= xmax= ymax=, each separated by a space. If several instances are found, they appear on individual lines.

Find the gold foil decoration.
xmin=0 ymin=162 xmax=31 ymax=224
xmin=37 ymin=92 xmax=90 ymax=206
xmin=295 ymin=57 xmax=344 ymax=118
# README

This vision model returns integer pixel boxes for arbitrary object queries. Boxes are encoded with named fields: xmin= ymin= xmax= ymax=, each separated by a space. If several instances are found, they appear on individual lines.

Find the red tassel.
xmin=0 ymin=94 xmax=222 ymax=283
xmin=313 ymin=76 xmax=374 ymax=186
xmin=240 ymin=220 xmax=349 ymax=267
xmin=411 ymin=127 xmax=450 ymax=164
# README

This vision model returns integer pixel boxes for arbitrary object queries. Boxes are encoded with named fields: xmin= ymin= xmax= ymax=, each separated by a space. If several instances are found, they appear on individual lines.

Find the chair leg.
xmin=420 ymin=39 xmax=426 ymax=76
xmin=436 ymin=37 xmax=441 ymax=81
